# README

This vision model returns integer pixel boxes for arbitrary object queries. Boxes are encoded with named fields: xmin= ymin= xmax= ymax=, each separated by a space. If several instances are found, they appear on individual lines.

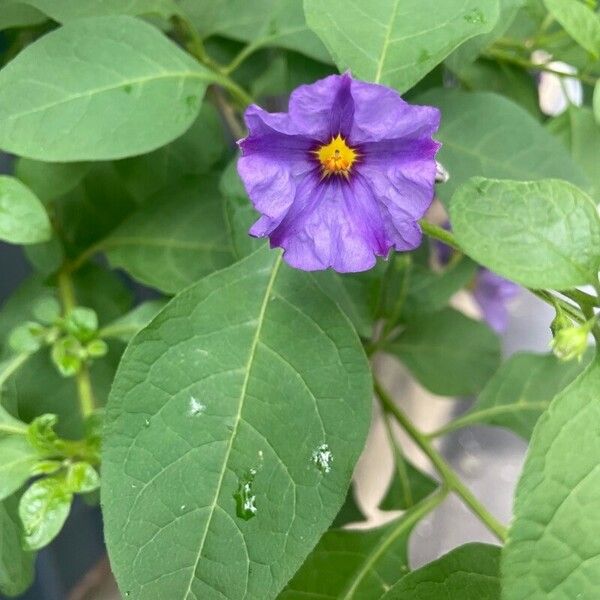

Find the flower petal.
xmin=350 ymin=79 xmax=440 ymax=143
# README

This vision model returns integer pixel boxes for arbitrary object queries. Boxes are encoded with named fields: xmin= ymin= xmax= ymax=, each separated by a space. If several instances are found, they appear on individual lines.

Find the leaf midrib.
xmin=183 ymin=254 xmax=282 ymax=599
xmin=2 ymin=70 xmax=212 ymax=124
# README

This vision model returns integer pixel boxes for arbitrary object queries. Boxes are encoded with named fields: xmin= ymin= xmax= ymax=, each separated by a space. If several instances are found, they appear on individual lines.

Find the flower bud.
xmin=551 ymin=319 xmax=594 ymax=362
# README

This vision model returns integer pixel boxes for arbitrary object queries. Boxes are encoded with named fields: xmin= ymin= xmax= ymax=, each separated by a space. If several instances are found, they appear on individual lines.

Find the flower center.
xmin=315 ymin=134 xmax=357 ymax=178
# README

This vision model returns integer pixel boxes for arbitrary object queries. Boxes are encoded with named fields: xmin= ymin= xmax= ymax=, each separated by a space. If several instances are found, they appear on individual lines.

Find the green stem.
xmin=485 ymin=48 xmax=598 ymax=86
xmin=375 ymin=380 xmax=508 ymax=542
xmin=223 ymin=40 xmax=263 ymax=76
xmin=75 ymin=365 xmax=96 ymax=420
xmin=57 ymin=270 xmax=96 ymax=419
xmin=382 ymin=254 xmax=412 ymax=338
xmin=340 ymin=487 xmax=448 ymax=599
xmin=419 ymin=220 xmax=461 ymax=251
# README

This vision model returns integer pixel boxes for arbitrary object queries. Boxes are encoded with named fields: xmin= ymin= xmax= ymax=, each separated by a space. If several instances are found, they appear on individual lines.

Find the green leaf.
xmin=446 ymin=0 xmax=525 ymax=68
xmin=16 ymin=159 xmax=89 ymax=203
xmin=0 ymin=15 xmax=214 ymax=160
xmin=502 ymin=357 xmax=600 ymax=599
xmin=544 ymin=0 xmax=600 ymax=58
xmin=99 ymin=300 xmax=167 ymax=342
xmin=104 ymin=177 xmax=234 ymax=293
xmin=304 ymin=0 xmax=499 ymax=90
xmin=0 ymin=436 xmax=42 ymax=501
xmin=0 ymin=400 xmax=27 ymax=436
xmin=66 ymin=462 xmax=99 ymax=494
xmin=0 ymin=1 xmax=46 ymax=31
xmin=402 ymin=257 xmax=479 ymax=319
xmin=547 ymin=106 xmax=600 ymax=199
xmin=180 ymin=0 xmax=331 ymax=63
xmin=19 ymin=474 xmax=73 ymax=550
xmin=281 ymin=492 xmax=444 ymax=599
xmin=382 ymin=543 xmax=501 ymax=599
xmin=102 ymin=247 xmax=372 ymax=599
xmin=594 ymin=81 xmax=600 ymax=124
xmin=19 ymin=0 xmax=178 ymax=21
xmin=442 ymin=352 xmax=590 ymax=440
xmin=386 ymin=307 xmax=501 ymax=397
xmin=115 ymin=103 xmax=226 ymax=203
xmin=416 ymin=89 xmax=590 ymax=205
xmin=8 ymin=322 xmax=44 ymax=354
xmin=0 ymin=176 xmax=51 ymax=245
xmin=450 ymin=177 xmax=600 ymax=289
xmin=0 ymin=494 xmax=35 ymax=597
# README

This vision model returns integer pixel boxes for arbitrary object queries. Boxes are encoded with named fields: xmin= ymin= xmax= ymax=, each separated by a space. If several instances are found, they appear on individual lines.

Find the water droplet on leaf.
xmin=188 ymin=396 xmax=206 ymax=417
xmin=234 ymin=471 xmax=257 ymax=520
xmin=144 ymin=418 xmax=150 ymax=428
xmin=312 ymin=443 xmax=333 ymax=474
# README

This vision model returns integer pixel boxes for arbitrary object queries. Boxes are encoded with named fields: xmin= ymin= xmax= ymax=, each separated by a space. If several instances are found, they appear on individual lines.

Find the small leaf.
xmin=382 ymin=543 xmax=501 ymax=599
xmin=502 ymin=358 xmax=600 ymax=599
xmin=8 ymin=322 xmax=45 ymax=354
xmin=0 ymin=176 xmax=51 ymax=245
xmin=19 ymin=475 xmax=73 ymax=550
xmin=64 ymin=307 xmax=98 ymax=340
xmin=281 ymin=492 xmax=444 ymax=599
xmin=102 ymin=247 xmax=372 ymax=599
xmin=0 ymin=436 xmax=42 ymax=502
xmin=450 ymin=178 xmax=600 ymax=289
xmin=104 ymin=177 xmax=234 ymax=293
xmin=0 ymin=16 xmax=215 ymax=160
xmin=304 ymin=0 xmax=499 ymax=90
xmin=31 ymin=297 xmax=61 ymax=325
xmin=66 ymin=462 xmax=100 ymax=494
xmin=99 ymin=300 xmax=167 ymax=343
xmin=451 ymin=351 xmax=590 ymax=440
xmin=386 ymin=307 xmax=501 ymax=397
xmin=544 ymin=0 xmax=600 ymax=58
xmin=0 ymin=495 xmax=35 ymax=597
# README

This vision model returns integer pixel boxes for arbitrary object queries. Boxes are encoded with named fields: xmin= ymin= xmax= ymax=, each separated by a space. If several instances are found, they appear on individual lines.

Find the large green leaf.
xmin=280 ymin=492 xmax=444 ymax=599
xmin=180 ymin=0 xmax=331 ymax=63
xmin=442 ymin=352 xmax=589 ymax=440
xmin=104 ymin=177 xmax=234 ymax=294
xmin=547 ymin=107 xmax=600 ymax=199
xmin=0 ymin=494 xmax=35 ymax=597
xmin=416 ymin=89 xmax=589 ymax=205
xmin=18 ymin=0 xmax=178 ymax=21
xmin=386 ymin=307 xmax=501 ymax=397
xmin=304 ymin=0 xmax=499 ymax=90
xmin=0 ymin=16 xmax=214 ymax=160
xmin=446 ymin=0 xmax=525 ymax=68
xmin=450 ymin=177 xmax=600 ymax=289
xmin=382 ymin=543 xmax=501 ymax=599
xmin=502 ymin=357 xmax=600 ymax=599
xmin=544 ymin=0 xmax=600 ymax=58
xmin=0 ymin=176 xmax=51 ymax=245
xmin=102 ymin=247 xmax=372 ymax=599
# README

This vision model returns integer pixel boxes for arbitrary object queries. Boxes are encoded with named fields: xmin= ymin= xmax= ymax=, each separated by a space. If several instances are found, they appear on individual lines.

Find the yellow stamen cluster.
xmin=315 ymin=134 xmax=358 ymax=178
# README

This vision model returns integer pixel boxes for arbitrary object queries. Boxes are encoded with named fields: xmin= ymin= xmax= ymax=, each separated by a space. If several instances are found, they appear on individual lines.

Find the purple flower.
xmin=472 ymin=269 xmax=520 ymax=333
xmin=435 ymin=226 xmax=520 ymax=333
xmin=237 ymin=73 xmax=441 ymax=272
